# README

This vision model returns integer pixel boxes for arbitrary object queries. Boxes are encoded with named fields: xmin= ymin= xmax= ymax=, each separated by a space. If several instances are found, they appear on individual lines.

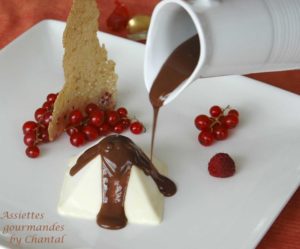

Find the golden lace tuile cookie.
xmin=48 ymin=0 xmax=117 ymax=141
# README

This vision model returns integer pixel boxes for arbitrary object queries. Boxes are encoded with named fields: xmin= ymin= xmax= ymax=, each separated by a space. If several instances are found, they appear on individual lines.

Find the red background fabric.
xmin=0 ymin=1 xmax=299 ymax=248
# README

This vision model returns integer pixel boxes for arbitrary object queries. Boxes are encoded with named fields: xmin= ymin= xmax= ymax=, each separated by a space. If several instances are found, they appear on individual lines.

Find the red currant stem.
xmin=209 ymin=118 xmax=222 ymax=130
xmin=208 ymin=105 xmax=231 ymax=130
xmin=65 ymin=124 xmax=77 ymax=131
xmin=222 ymin=105 xmax=231 ymax=114
xmin=39 ymin=124 xmax=48 ymax=130
xmin=36 ymin=137 xmax=42 ymax=144
xmin=82 ymin=117 xmax=92 ymax=126
xmin=130 ymin=115 xmax=137 ymax=121
xmin=34 ymin=132 xmax=41 ymax=145
xmin=65 ymin=117 xmax=89 ymax=131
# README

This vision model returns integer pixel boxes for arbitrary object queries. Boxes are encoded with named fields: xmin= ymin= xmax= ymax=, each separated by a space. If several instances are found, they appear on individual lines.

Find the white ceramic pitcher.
xmin=144 ymin=0 xmax=300 ymax=105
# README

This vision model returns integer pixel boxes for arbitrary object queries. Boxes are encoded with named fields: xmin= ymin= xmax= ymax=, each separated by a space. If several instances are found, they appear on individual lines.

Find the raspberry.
xmin=208 ymin=153 xmax=235 ymax=178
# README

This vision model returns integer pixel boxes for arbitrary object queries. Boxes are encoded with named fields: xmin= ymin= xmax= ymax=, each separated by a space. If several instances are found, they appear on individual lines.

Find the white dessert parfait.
xmin=58 ymin=135 xmax=176 ymax=229
xmin=58 ymin=155 xmax=167 ymax=225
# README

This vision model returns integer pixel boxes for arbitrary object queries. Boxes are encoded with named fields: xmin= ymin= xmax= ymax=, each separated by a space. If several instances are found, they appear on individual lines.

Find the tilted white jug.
xmin=144 ymin=0 xmax=300 ymax=105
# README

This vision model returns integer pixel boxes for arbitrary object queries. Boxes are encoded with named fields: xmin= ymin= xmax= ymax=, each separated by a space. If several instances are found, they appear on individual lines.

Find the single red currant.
xmin=42 ymin=101 xmax=53 ymax=111
xmin=223 ymin=115 xmax=239 ymax=129
xmin=198 ymin=131 xmax=214 ymax=146
xmin=89 ymin=110 xmax=105 ymax=127
xmin=24 ymin=132 xmax=37 ymax=147
xmin=38 ymin=127 xmax=49 ymax=143
xmin=47 ymin=93 xmax=58 ymax=103
xmin=66 ymin=126 xmax=80 ymax=136
xmin=69 ymin=110 xmax=84 ymax=125
xmin=34 ymin=107 xmax=47 ymax=123
xmin=117 ymin=107 xmax=128 ymax=117
xmin=41 ymin=112 xmax=52 ymax=127
xmin=99 ymin=123 xmax=111 ymax=135
xmin=194 ymin=115 xmax=212 ymax=131
xmin=130 ymin=121 xmax=144 ymax=134
xmin=213 ymin=125 xmax=228 ymax=140
xmin=121 ymin=118 xmax=131 ymax=129
xmin=26 ymin=146 xmax=40 ymax=158
xmin=107 ymin=111 xmax=120 ymax=126
xmin=209 ymin=105 xmax=222 ymax=117
xmin=85 ymin=103 xmax=99 ymax=115
xmin=22 ymin=121 xmax=38 ymax=135
xmin=70 ymin=132 xmax=86 ymax=147
xmin=228 ymin=109 xmax=239 ymax=117
xmin=82 ymin=125 xmax=99 ymax=141
xmin=113 ymin=122 xmax=125 ymax=134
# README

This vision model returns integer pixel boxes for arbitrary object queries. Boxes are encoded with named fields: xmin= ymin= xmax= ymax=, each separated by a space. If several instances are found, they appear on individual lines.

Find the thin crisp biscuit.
xmin=48 ymin=0 xmax=117 ymax=141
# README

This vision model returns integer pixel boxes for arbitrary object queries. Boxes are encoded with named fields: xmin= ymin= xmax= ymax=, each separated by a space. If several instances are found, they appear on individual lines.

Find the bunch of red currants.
xmin=66 ymin=104 xmax=145 ymax=147
xmin=22 ymin=92 xmax=145 ymax=158
xmin=22 ymin=93 xmax=58 ymax=158
xmin=194 ymin=105 xmax=239 ymax=146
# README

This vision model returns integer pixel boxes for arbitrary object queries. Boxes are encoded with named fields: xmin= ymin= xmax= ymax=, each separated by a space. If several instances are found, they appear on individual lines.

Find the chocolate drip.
xmin=70 ymin=135 xmax=176 ymax=230
xmin=149 ymin=35 xmax=200 ymax=159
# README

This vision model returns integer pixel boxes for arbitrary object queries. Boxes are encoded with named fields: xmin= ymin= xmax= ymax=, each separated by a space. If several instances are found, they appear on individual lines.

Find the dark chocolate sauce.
xmin=149 ymin=35 xmax=200 ymax=159
xmin=70 ymin=134 xmax=176 ymax=230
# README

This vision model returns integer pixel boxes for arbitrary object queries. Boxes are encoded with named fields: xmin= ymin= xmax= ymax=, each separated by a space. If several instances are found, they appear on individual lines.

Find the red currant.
xmin=70 ymin=132 xmax=86 ymax=147
xmin=121 ymin=118 xmax=131 ymax=129
xmin=228 ymin=109 xmax=239 ymax=117
xmin=85 ymin=103 xmax=99 ymax=115
xmin=198 ymin=131 xmax=214 ymax=146
xmin=107 ymin=111 xmax=120 ymax=126
xmin=209 ymin=105 xmax=222 ymax=117
xmin=117 ymin=107 xmax=128 ymax=117
xmin=213 ymin=125 xmax=228 ymax=140
xmin=89 ymin=110 xmax=105 ymax=127
xmin=82 ymin=125 xmax=99 ymax=141
xmin=113 ymin=122 xmax=125 ymax=134
xmin=34 ymin=107 xmax=47 ymax=123
xmin=130 ymin=121 xmax=144 ymax=134
xmin=194 ymin=115 xmax=212 ymax=131
xmin=41 ymin=112 xmax=52 ymax=127
xmin=24 ymin=132 xmax=37 ymax=147
xmin=99 ymin=123 xmax=110 ymax=135
xmin=22 ymin=121 xmax=38 ymax=135
xmin=223 ymin=115 xmax=239 ymax=129
xmin=26 ymin=146 xmax=40 ymax=158
xmin=38 ymin=127 xmax=49 ymax=143
xmin=66 ymin=126 xmax=80 ymax=136
xmin=42 ymin=101 xmax=53 ymax=111
xmin=69 ymin=110 xmax=83 ymax=125
xmin=47 ymin=93 xmax=58 ymax=103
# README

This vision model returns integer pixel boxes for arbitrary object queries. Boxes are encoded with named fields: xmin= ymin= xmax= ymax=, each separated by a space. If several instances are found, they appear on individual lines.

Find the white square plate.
xmin=0 ymin=20 xmax=299 ymax=249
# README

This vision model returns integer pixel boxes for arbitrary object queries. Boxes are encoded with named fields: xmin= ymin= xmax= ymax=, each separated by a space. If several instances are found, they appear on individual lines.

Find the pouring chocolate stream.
xmin=149 ymin=35 xmax=200 ymax=159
